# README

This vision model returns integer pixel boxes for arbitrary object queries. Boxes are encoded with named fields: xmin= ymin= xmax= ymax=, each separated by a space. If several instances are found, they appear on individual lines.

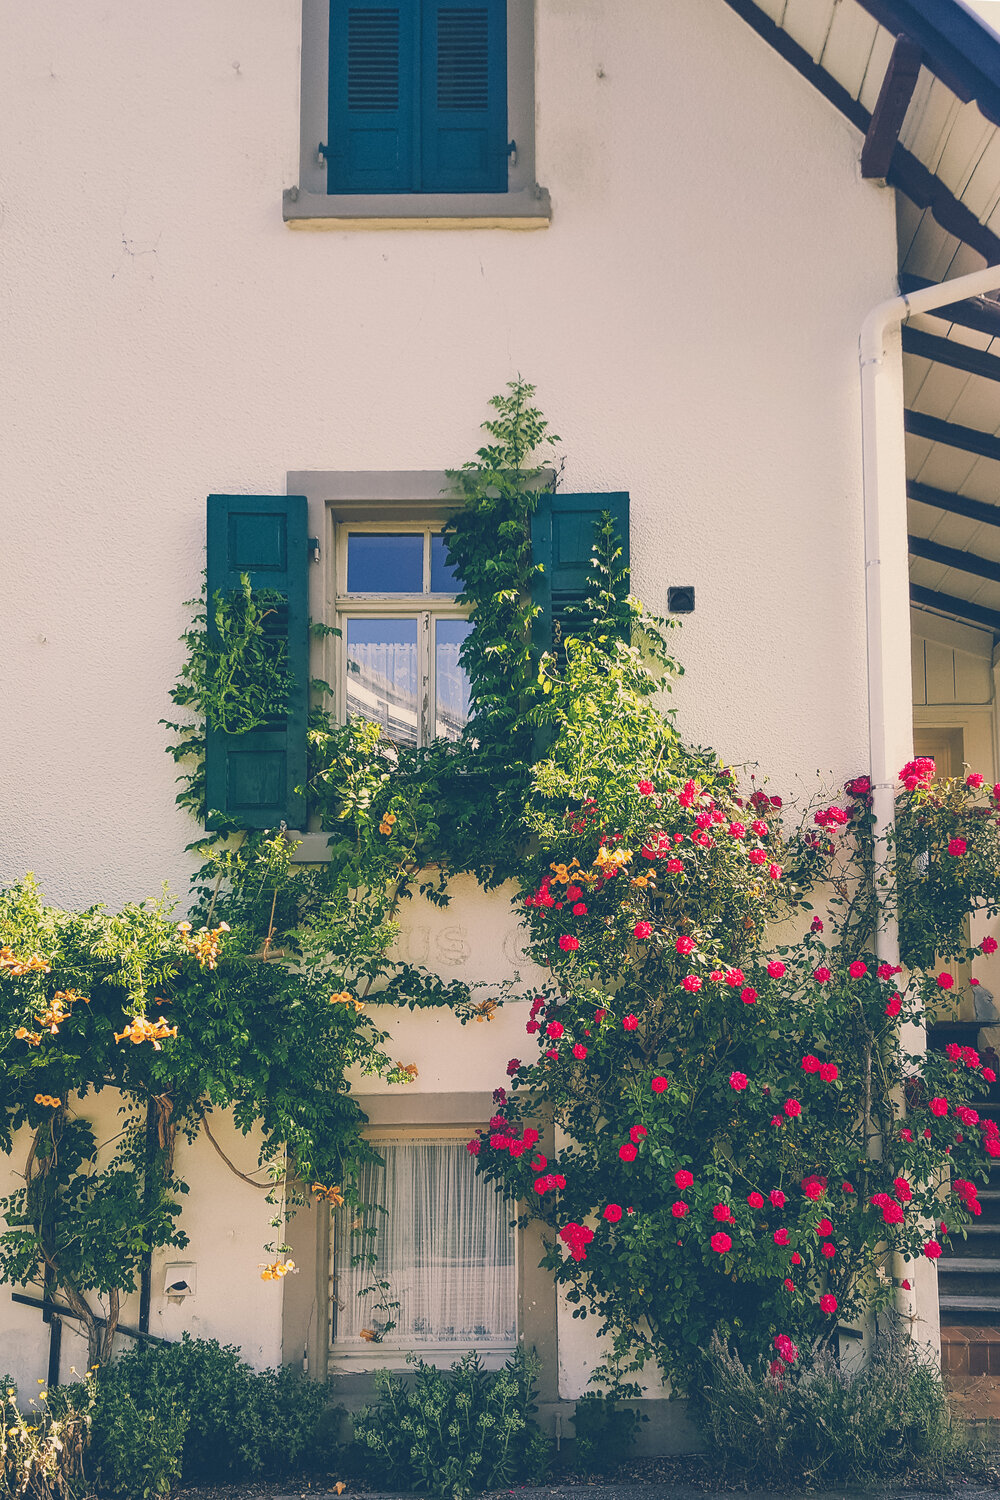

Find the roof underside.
xmin=724 ymin=0 xmax=1000 ymax=639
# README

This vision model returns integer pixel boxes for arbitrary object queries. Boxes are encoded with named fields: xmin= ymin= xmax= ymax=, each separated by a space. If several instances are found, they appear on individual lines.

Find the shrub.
xmin=571 ymin=1392 xmax=644 ymax=1473
xmin=88 ymin=1336 xmax=336 ymax=1488
xmin=699 ymin=1330 xmax=956 ymax=1485
xmin=1 ymin=1373 xmax=93 ymax=1500
xmin=352 ymin=1348 xmax=551 ymax=1500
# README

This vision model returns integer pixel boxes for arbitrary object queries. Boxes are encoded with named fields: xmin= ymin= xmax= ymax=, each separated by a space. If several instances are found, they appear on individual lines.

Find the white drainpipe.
xmin=859 ymin=262 xmax=1000 ymax=1338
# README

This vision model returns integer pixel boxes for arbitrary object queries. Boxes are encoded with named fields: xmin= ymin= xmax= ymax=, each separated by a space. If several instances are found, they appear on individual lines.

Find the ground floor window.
xmin=331 ymin=1135 xmax=516 ymax=1361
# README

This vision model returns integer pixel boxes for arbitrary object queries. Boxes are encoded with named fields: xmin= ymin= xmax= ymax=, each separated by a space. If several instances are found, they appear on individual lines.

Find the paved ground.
xmin=269 ymin=1485 xmax=1000 ymax=1500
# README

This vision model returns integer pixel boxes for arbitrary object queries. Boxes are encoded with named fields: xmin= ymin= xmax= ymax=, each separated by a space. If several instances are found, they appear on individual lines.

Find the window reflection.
xmin=346 ymin=618 xmax=419 ymax=747
xmin=347 ymin=534 xmax=423 ymax=593
xmin=435 ymin=619 xmax=472 ymax=741
xmin=430 ymin=534 xmax=463 ymax=593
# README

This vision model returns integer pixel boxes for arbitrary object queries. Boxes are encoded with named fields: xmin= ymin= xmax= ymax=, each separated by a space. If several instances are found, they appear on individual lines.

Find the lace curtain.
xmin=333 ymin=1139 xmax=516 ymax=1349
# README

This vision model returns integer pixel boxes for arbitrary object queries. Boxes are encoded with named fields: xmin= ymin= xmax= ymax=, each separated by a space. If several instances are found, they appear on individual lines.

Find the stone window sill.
xmin=282 ymin=185 xmax=551 ymax=230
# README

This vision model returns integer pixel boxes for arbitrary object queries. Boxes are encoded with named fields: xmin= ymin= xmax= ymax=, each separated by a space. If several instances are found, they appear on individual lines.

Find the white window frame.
xmin=334 ymin=519 xmax=470 ymax=748
xmin=328 ymin=1127 xmax=519 ymax=1371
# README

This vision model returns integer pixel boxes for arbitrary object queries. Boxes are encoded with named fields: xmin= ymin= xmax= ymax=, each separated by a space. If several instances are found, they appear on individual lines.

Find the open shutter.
xmin=420 ymin=0 xmax=507 ymax=191
xmin=328 ymin=1 xmax=418 ymax=193
xmin=205 ymin=496 xmax=309 ymax=831
xmin=531 ymin=492 xmax=631 ymax=655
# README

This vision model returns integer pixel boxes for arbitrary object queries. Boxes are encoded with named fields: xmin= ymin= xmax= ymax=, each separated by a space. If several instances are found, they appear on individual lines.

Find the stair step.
xmin=939 ymin=1258 xmax=1000 ymax=1273
xmin=940 ymin=1294 xmax=1000 ymax=1312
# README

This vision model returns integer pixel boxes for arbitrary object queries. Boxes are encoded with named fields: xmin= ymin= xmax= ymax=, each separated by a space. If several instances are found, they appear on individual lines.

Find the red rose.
xmin=768 ymin=864 xmax=782 ymax=880
xmin=725 ymin=969 xmax=746 ymax=987
xmin=675 ymin=935 xmax=696 ymax=955
xmin=713 ymin=1203 xmax=733 ymax=1222
xmin=923 ymin=1240 xmax=942 ymax=1259
xmin=651 ymin=1075 xmax=669 ymax=1094
xmin=767 ymin=961 xmax=786 ymax=978
xmin=558 ymin=935 xmax=580 ymax=952
xmin=603 ymin=1203 xmax=623 ymax=1223
xmin=784 ymin=1099 xmax=802 ymax=1118
xmin=770 ymin=1189 xmax=786 ymax=1208
xmin=546 ymin=1021 xmax=564 ymax=1039
xmin=801 ymin=1055 xmax=821 ymax=1074
xmin=948 ymin=838 xmax=967 ymax=857
xmin=637 ymin=780 xmax=654 ymax=795
xmin=748 ymin=848 xmax=766 ymax=866
xmin=466 ymin=1138 xmax=481 ymax=1156
xmin=741 ymin=987 xmax=758 ymax=1005
xmin=672 ymin=1200 xmax=689 ymax=1217
xmin=572 ymin=902 xmax=588 ymax=915
xmin=819 ymin=1294 xmax=837 ymax=1313
xmin=784 ymin=1278 xmax=794 ymax=1292
xmin=728 ymin=822 xmax=746 ymax=838
xmin=572 ymin=1043 xmax=588 ymax=1060
xmin=816 ymin=1218 xmax=833 ymax=1236
xmin=506 ymin=1058 xmax=521 ymax=1076
xmin=821 ymin=1242 xmax=836 ymax=1259
xmin=630 ymin=1125 xmax=648 ymax=1144
xmin=774 ymin=1228 xmax=789 ymax=1245
xmin=674 ymin=1169 xmax=694 ymax=1190
xmin=801 ymin=1177 xmax=824 ymax=1201
xmin=848 ymin=960 xmax=867 ymax=979
xmin=813 ymin=967 xmax=832 ymax=983
xmin=967 ymin=773 xmax=985 ymax=788
xmin=619 ymin=1143 xmax=638 ymax=1162
xmin=682 ymin=975 xmax=702 ymax=992
xmin=929 ymin=1097 xmax=948 ymax=1117
xmin=729 ymin=1072 xmax=748 ymax=1091
xmin=666 ymin=858 xmax=684 ymax=873
xmin=982 ymin=937 xmax=998 ymax=955
xmin=747 ymin=1191 xmax=764 ymax=1209
xmin=885 ymin=994 xmax=902 ymax=1017
xmin=633 ymin=922 xmax=653 ymax=940
xmin=819 ymin=1063 xmax=838 ymax=1082
xmin=622 ymin=1014 xmax=639 ymax=1031
xmin=710 ymin=1231 xmax=732 ymax=1254
xmin=937 ymin=973 xmax=955 ymax=990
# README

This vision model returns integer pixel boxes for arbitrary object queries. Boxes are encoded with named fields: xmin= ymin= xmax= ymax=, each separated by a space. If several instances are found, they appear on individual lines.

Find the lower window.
xmin=331 ymin=1136 xmax=516 ymax=1361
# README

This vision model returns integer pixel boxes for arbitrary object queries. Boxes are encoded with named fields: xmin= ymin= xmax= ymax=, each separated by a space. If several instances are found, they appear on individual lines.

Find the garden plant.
xmin=1 ymin=382 xmax=999 ymax=1490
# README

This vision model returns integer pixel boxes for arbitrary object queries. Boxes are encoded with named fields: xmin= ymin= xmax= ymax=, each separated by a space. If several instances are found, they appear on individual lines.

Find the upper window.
xmin=331 ymin=1136 xmax=517 ymax=1361
xmin=287 ymin=0 xmax=549 ymax=224
xmin=328 ymin=0 xmax=507 ymax=194
xmin=336 ymin=523 xmax=471 ymax=748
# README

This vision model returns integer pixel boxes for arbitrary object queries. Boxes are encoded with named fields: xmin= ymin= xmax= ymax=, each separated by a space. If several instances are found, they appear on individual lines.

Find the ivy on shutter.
xmin=205 ymin=496 xmax=309 ymax=831
xmin=421 ymin=1 xmax=507 ymax=191
xmin=531 ymin=493 xmax=631 ymax=656
xmin=328 ymin=1 xmax=419 ymax=193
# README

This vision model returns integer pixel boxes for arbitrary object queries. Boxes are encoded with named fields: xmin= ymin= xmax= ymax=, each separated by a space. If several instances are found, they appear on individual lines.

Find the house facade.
xmin=3 ymin=0 xmax=1000 ymax=1446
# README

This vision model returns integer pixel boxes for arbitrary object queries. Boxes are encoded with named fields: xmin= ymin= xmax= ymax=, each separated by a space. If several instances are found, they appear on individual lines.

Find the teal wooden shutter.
xmin=328 ymin=1 xmax=419 ymax=193
xmin=205 ymin=496 xmax=309 ymax=830
xmin=420 ymin=1 xmax=507 ymax=191
xmin=531 ymin=493 xmax=631 ymax=655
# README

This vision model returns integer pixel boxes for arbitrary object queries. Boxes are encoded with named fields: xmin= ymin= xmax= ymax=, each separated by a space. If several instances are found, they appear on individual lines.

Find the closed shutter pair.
xmin=326 ymin=0 xmax=508 ymax=193
xmin=204 ymin=491 xmax=630 ymax=829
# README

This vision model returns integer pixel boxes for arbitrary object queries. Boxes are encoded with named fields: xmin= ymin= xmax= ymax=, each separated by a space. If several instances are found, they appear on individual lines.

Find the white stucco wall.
xmin=0 ymin=0 xmax=900 ymax=1403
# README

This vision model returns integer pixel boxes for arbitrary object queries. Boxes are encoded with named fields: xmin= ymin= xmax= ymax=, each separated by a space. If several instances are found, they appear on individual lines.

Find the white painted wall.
xmin=0 ymin=0 xmax=900 ymax=1406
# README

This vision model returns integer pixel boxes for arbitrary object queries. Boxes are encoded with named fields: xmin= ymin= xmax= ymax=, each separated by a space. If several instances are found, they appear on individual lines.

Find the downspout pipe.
xmin=859 ymin=261 xmax=1000 ymax=1336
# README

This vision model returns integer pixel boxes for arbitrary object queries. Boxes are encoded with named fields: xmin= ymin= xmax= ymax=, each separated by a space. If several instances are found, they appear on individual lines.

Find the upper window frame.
xmin=285 ymin=0 xmax=550 ymax=228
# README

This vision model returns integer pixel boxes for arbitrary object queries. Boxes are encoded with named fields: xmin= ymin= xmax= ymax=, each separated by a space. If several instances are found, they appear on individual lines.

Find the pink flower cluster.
xmin=559 ymin=1222 xmax=594 ymax=1262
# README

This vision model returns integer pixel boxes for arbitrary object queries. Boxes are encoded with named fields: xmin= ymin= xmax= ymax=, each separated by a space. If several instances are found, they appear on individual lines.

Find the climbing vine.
xmin=3 ymin=378 xmax=996 ymax=1396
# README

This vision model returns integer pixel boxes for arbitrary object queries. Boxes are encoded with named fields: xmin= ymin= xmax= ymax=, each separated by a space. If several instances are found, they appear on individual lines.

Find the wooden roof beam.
xmin=910 ymin=583 xmax=1000 ymax=632
xmin=908 ymin=532 xmax=1000 ymax=583
xmin=905 ymin=408 xmax=1000 ymax=463
xmin=862 ymin=35 xmax=924 ymax=180
xmin=902 ymin=326 xmax=1000 ymax=382
xmin=908 ymin=479 xmax=1000 ymax=528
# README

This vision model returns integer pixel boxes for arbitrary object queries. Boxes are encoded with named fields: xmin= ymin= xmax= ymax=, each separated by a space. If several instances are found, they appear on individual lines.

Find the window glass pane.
xmin=435 ymin=619 xmax=472 ymax=741
xmin=430 ymin=533 xmax=463 ymax=593
xmin=333 ymin=1141 xmax=516 ymax=1349
xmin=347 ymin=533 xmax=423 ymax=593
xmin=346 ymin=619 xmax=419 ymax=747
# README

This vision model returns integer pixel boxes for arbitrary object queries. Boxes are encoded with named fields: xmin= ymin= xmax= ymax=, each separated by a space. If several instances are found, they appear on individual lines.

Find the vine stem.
xmin=199 ymin=1109 xmax=274 ymax=1190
